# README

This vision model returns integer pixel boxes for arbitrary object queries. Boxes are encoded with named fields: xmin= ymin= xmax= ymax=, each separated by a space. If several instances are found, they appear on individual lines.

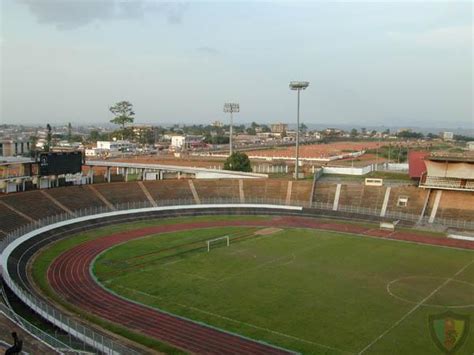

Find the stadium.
xmin=1 ymin=152 xmax=473 ymax=354
xmin=1 ymin=2 xmax=473 ymax=353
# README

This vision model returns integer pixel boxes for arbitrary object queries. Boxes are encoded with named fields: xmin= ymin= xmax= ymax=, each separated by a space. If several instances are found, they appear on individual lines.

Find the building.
xmin=271 ymin=123 xmax=288 ymax=134
xmin=211 ymin=121 xmax=223 ymax=128
xmin=170 ymin=135 xmax=204 ymax=150
xmin=97 ymin=140 xmax=135 ymax=152
xmin=0 ymin=140 xmax=31 ymax=157
xmin=442 ymin=132 xmax=454 ymax=141
xmin=467 ymin=142 xmax=474 ymax=151
xmin=420 ymin=154 xmax=474 ymax=191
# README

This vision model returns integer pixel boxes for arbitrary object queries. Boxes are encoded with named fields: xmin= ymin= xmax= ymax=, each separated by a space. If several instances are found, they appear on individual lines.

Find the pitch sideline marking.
xmin=358 ymin=259 xmax=474 ymax=354
xmin=116 ymin=285 xmax=354 ymax=354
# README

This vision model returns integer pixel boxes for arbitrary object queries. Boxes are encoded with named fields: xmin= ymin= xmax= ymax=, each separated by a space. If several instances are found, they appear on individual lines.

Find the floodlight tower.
xmin=289 ymin=81 xmax=309 ymax=180
xmin=223 ymin=103 xmax=240 ymax=156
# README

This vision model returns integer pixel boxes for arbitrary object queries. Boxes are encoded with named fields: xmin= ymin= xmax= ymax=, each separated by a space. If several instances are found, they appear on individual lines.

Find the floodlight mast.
xmin=289 ymin=81 xmax=309 ymax=180
xmin=223 ymin=103 xmax=240 ymax=156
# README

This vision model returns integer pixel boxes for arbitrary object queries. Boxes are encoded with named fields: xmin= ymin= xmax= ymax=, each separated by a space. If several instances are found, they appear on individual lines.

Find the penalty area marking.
xmin=386 ymin=276 xmax=474 ymax=309
xmin=358 ymin=259 xmax=474 ymax=354
xmin=115 ymin=285 xmax=354 ymax=354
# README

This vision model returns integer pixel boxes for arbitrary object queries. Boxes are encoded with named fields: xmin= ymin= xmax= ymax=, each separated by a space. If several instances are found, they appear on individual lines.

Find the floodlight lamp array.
xmin=289 ymin=81 xmax=310 ymax=90
xmin=223 ymin=103 xmax=240 ymax=113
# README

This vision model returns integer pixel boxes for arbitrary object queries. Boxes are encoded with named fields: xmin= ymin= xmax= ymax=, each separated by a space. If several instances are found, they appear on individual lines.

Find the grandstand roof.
xmin=408 ymin=151 xmax=428 ymax=179
xmin=427 ymin=153 xmax=474 ymax=163
xmin=0 ymin=157 xmax=35 ymax=166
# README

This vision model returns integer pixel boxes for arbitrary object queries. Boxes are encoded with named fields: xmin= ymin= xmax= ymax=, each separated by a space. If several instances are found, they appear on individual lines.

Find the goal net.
xmin=206 ymin=236 xmax=230 ymax=252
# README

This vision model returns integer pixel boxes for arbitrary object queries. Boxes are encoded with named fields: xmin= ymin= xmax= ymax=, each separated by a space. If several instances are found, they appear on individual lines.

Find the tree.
xmin=109 ymin=101 xmax=135 ymax=130
xmin=246 ymin=127 xmax=256 ymax=135
xmin=224 ymin=152 xmax=252 ymax=172
xmin=300 ymin=123 xmax=308 ymax=132
xmin=45 ymin=123 xmax=52 ymax=152
xmin=350 ymin=128 xmax=358 ymax=138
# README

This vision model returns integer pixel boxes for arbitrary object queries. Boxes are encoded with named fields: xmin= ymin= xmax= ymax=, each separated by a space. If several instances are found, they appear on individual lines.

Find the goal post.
xmin=206 ymin=236 xmax=230 ymax=252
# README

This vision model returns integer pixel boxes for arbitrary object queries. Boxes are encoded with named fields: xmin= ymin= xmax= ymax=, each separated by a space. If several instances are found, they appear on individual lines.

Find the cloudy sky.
xmin=0 ymin=1 xmax=472 ymax=128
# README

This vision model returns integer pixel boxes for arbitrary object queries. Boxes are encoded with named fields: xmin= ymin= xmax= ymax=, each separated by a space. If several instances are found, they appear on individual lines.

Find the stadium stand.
xmin=290 ymin=180 xmax=313 ymax=205
xmin=93 ymin=182 xmax=147 ymax=205
xmin=1 ymin=179 xmax=473 ymax=238
xmin=0 ymin=203 xmax=29 ymax=234
xmin=435 ymin=191 xmax=474 ymax=221
xmin=0 ymin=313 xmax=60 ymax=354
xmin=386 ymin=186 xmax=428 ymax=216
xmin=242 ymin=179 xmax=289 ymax=201
xmin=45 ymin=185 xmax=107 ymax=211
xmin=141 ymin=179 xmax=194 ymax=201
xmin=193 ymin=179 xmax=240 ymax=200
xmin=0 ymin=190 xmax=65 ymax=221
xmin=313 ymin=182 xmax=337 ymax=206
xmin=360 ymin=185 xmax=385 ymax=211
xmin=338 ymin=184 xmax=364 ymax=207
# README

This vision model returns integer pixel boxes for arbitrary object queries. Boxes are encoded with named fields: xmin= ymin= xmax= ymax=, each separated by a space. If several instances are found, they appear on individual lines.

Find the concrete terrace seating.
xmin=436 ymin=191 xmax=474 ymax=221
xmin=242 ymin=179 xmax=288 ymax=202
xmin=45 ymin=185 xmax=107 ymax=211
xmin=0 ymin=190 xmax=65 ymax=221
xmin=387 ymin=186 xmax=427 ymax=216
xmin=193 ymin=179 xmax=240 ymax=201
xmin=337 ymin=184 xmax=365 ymax=208
xmin=142 ymin=180 xmax=194 ymax=202
xmin=360 ymin=186 xmax=385 ymax=211
xmin=0 ymin=203 xmax=30 ymax=234
xmin=0 ymin=180 xmax=473 ymax=238
xmin=290 ymin=181 xmax=313 ymax=204
xmin=313 ymin=182 xmax=337 ymax=205
xmin=94 ymin=182 xmax=147 ymax=205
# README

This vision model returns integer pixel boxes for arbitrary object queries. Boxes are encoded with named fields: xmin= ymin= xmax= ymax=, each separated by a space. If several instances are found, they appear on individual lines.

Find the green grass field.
xmin=92 ymin=221 xmax=474 ymax=355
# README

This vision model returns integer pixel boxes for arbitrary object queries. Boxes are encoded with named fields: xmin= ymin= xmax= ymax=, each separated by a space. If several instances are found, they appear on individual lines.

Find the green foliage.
xmin=204 ymin=134 xmax=229 ymax=145
xmin=367 ymin=144 xmax=409 ymax=162
xmin=397 ymin=131 xmax=424 ymax=139
xmin=224 ymin=152 xmax=252 ymax=172
xmin=45 ymin=123 xmax=52 ymax=152
xmin=109 ymin=101 xmax=135 ymax=129
xmin=88 ymin=130 xmax=109 ymax=142
xmin=454 ymin=134 xmax=474 ymax=142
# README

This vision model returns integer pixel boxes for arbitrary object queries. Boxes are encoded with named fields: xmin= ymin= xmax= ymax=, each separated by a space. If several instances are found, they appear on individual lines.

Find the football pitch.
xmin=93 ymin=222 xmax=474 ymax=354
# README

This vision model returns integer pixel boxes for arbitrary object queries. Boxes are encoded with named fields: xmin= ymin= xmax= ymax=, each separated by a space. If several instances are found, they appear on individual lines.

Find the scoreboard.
xmin=39 ymin=152 xmax=83 ymax=176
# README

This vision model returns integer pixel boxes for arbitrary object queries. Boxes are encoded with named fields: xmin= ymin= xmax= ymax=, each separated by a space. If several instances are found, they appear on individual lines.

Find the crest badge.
xmin=429 ymin=311 xmax=470 ymax=354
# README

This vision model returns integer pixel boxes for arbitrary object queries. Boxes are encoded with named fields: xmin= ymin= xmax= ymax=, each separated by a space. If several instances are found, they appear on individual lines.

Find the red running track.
xmin=47 ymin=216 xmax=474 ymax=354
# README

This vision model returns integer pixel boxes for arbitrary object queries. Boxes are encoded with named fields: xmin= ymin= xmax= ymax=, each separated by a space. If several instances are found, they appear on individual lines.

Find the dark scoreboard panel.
xmin=39 ymin=152 xmax=83 ymax=176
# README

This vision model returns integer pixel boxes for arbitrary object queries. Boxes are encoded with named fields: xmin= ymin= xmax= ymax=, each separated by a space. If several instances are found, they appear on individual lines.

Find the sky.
xmin=0 ymin=0 xmax=472 ymax=129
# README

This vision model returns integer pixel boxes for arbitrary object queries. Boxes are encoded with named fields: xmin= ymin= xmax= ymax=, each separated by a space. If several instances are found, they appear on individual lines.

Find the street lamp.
xmin=223 ymin=103 xmax=240 ymax=156
xmin=289 ymin=81 xmax=309 ymax=180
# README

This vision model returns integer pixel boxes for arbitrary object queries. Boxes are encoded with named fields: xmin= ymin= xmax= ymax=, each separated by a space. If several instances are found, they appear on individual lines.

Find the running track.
xmin=47 ymin=216 xmax=474 ymax=354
